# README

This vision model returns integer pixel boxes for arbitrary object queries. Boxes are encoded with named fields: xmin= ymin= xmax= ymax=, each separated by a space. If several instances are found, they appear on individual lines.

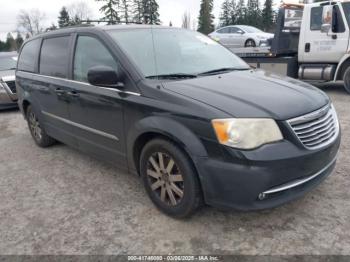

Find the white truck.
xmin=230 ymin=1 xmax=350 ymax=94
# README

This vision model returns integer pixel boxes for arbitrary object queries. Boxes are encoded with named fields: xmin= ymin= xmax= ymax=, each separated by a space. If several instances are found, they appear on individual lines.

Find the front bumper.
xmin=195 ymin=134 xmax=340 ymax=210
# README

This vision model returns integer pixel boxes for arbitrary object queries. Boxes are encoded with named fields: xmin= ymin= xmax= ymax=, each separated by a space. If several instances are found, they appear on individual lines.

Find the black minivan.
xmin=16 ymin=25 xmax=340 ymax=218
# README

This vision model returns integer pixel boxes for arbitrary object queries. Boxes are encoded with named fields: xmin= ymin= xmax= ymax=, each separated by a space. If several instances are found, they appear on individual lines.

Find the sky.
xmin=0 ymin=0 xmax=228 ymax=40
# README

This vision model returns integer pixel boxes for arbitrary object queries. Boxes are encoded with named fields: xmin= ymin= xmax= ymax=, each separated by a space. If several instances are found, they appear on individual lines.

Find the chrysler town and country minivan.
xmin=16 ymin=25 xmax=341 ymax=218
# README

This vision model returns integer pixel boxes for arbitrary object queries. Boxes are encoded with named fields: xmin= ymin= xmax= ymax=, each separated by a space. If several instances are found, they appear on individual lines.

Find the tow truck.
xmin=228 ymin=1 xmax=350 ymax=94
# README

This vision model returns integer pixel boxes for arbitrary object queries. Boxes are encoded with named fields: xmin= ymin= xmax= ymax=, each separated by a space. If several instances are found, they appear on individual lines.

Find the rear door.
xmin=229 ymin=26 xmax=247 ymax=47
xmin=65 ymin=34 xmax=137 ymax=167
xmin=27 ymin=35 xmax=77 ymax=146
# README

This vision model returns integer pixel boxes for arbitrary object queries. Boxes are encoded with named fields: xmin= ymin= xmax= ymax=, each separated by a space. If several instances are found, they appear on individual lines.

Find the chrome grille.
xmin=4 ymin=81 xmax=16 ymax=94
xmin=288 ymin=104 xmax=339 ymax=150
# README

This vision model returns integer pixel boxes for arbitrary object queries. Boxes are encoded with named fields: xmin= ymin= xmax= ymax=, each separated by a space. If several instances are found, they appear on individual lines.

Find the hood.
xmin=256 ymin=32 xmax=274 ymax=38
xmin=163 ymin=70 xmax=329 ymax=120
xmin=0 ymin=70 xmax=15 ymax=80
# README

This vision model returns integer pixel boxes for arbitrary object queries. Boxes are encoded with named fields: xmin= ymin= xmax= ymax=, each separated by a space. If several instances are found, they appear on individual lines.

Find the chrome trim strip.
xmin=262 ymin=155 xmax=337 ymax=195
xmin=18 ymin=71 xmax=141 ymax=96
xmin=288 ymin=104 xmax=331 ymax=125
xmin=42 ymin=111 xmax=119 ymax=142
xmin=2 ymin=75 xmax=16 ymax=82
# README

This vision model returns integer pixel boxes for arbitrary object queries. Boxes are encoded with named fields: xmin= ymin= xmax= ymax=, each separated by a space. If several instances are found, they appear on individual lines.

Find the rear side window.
xmin=217 ymin=28 xmax=230 ymax=34
xmin=39 ymin=36 xmax=70 ymax=78
xmin=310 ymin=7 xmax=323 ymax=30
xmin=332 ymin=5 xmax=345 ymax=33
xmin=73 ymin=36 xmax=118 ymax=83
xmin=18 ymin=39 xmax=41 ymax=72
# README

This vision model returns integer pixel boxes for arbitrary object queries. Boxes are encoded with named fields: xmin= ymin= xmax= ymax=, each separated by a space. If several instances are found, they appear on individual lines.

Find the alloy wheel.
xmin=146 ymin=152 xmax=184 ymax=206
xmin=29 ymin=111 xmax=42 ymax=141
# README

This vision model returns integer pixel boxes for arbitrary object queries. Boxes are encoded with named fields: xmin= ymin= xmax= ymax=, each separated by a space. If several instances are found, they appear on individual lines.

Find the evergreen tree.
xmin=5 ymin=33 xmax=16 ymax=51
xmin=169 ymin=21 xmax=173 ymax=27
xmin=15 ymin=33 xmax=24 ymax=50
xmin=235 ymin=0 xmax=246 ymax=24
xmin=96 ymin=0 xmax=120 ymax=24
xmin=142 ymin=0 xmax=160 ymax=25
xmin=58 ymin=7 xmax=70 ymax=28
xmin=198 ymin=0 xmax=215 ymax=34
xmin=262 ymin=0 xmax=273 ymax=31
xmin=246 ymin=0 xmax=261 ymax=28
xmin=132 ymin=0 xmax=143 ymax=23
xmin=120 ymin=0 xmax=131 ymax=23
xmin=229 ymin=0 xmax=237 ymax=25
xmin=220 ymin=0 xmax=231 ymax=27
xmin=70 ymin=15 xmax=82 ymax=26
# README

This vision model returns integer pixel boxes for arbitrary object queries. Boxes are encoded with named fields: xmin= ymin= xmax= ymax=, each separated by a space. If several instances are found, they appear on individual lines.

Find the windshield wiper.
xmin=146 ymin=73 xmax=197 ymax=79
xmin=198 ymin=67 xmax=249 ymax=76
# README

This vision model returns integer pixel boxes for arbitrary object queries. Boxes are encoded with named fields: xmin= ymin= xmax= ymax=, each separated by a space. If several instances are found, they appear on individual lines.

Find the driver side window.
xmin=74 ymin=36 xmax=119 ymax=83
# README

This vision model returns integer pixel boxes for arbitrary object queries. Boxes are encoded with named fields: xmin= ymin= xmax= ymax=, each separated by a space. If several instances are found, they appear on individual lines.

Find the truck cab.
xmin=235 ymin=1 xmax=350 ymax=94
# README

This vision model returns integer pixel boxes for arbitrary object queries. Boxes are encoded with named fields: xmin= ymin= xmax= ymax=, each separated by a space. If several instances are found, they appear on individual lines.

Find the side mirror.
xmin=321 ymin=23 xmax=331 ymax=33
xmin=87 ymin=66 xmax=124 ymax=88
xmin=238 ymin=30 xmax=245 ymax=35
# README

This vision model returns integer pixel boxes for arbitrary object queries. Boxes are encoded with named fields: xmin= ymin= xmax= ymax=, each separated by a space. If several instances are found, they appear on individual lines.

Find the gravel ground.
xmin=0 ymin=84 xmax=349 ymax=255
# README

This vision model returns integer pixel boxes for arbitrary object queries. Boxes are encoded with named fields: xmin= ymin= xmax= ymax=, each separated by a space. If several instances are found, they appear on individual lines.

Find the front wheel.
xmin=343 ymin=67 xmax=350 ymax=94
xmin=140 ymin=139 xmax=203 ymax=218
xmin=26 ymin=105 xmax=56 ymax=147
xmin=245 ymin=39 xmax=256 ymax=47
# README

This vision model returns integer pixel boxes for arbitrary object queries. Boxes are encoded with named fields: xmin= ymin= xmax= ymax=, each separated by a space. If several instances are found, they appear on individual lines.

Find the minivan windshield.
xmin=107 ymin=28 xmax=250 ymax=78
xmin=0 ymin=56 xmax=17 ymax=71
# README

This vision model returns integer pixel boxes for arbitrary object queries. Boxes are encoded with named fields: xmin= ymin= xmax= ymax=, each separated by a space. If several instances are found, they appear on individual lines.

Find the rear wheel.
xmin=343 ymin=67 xmax=350 ymax=94
xmin=245 ymin=39 xmax=256 ymax=47
xmin=26 ymin=105 xmax=56 ymax=147
xmin=140 ymin=139 xmax=202 ymax=218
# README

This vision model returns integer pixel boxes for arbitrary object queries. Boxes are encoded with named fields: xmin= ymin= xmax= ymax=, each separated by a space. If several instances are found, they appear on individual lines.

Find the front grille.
xmin=5 ymin=81 xmax=16 ymax=94
xmin=288 ymin=104 xmax=339 ymax=150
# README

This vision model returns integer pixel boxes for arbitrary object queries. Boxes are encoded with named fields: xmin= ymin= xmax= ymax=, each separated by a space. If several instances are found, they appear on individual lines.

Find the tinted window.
xmin=310 ymin=7 xmax=323 ymax=30
xmin=39 ymin=36 xmax=70 ymax=78
xmin=343 ymin=2 xmax=350 ymax=27
xmin=217 ymin=28 xmax=230 ymax=34
xmin=230 ymin=27 xmax=240 ymax=33
xmin=18 ymin=39 xmax=40 ymax=72
xmin=74 ymin=36 xmax=118 ymax=83
xmin=333 ymin=5 xmax=345 ymax=33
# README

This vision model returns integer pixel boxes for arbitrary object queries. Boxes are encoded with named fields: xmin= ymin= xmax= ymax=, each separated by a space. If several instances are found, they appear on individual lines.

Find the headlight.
xmin=212 ymin=118 xmax=283 ymax=150
xmin=257 ymin=35 xmax=267 ymax=40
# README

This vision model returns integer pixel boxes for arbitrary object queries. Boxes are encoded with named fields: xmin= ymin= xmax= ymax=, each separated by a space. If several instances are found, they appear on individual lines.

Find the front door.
xmin=299 ymin=4 xmax=349 ymax=63
xmin=65 ymin=35 xmax=133 ymax=167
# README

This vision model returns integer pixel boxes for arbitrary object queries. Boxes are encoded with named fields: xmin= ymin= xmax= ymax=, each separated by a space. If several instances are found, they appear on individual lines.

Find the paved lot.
xmin=0 ymin=84 xmax=349 ymax=255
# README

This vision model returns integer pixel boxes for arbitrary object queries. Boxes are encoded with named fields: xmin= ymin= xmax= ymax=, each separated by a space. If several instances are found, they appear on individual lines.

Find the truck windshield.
xmin=342 ymin=2 xmax=350 ymax=27
xmin=0 ymin=56 xmax=17 ymax=71
xmin=107 ymin=28 xmax=250 ymax=78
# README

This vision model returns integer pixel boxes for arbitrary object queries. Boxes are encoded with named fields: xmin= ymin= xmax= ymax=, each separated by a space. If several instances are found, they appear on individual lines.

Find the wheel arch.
xmin=127 ymin=116 xmax=208 ymax=175
xmin=334 ymin=54 xmax=350 ymax=81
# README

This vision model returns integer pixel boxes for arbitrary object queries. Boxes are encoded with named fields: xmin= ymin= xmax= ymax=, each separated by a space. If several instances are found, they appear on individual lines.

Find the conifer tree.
xmin=198 ymin=0 xmax=215 ymax=34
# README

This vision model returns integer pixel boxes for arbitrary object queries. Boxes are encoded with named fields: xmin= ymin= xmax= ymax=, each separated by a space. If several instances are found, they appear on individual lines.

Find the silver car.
xmin=0 ymin=52 xmax=17 ymax=109
xmin=209 ymin=25 xmax=274 ymax=48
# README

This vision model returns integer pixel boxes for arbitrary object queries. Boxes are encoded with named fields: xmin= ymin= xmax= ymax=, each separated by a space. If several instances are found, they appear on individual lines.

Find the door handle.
xmin=305 ymin=43 xmax=311 ymax=52
xmin=67 ymin=90 xmax=80 ymax=98
xmin=55 ymin=88 xmax=66 ymax=96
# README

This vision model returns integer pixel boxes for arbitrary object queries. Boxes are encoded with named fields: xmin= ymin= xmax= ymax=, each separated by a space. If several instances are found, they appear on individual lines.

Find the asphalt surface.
xmin=0 ymin=84 xmax=349 ymax=255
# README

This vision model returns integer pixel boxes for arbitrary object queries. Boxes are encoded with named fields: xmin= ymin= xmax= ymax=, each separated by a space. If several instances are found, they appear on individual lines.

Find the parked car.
xmin=16 ymin=26 xmax=340 ymax=218
xmin=0 ymin=52 xmax=18 ymax=109
xmin=209 ymin=25 xmax=274 ymax=48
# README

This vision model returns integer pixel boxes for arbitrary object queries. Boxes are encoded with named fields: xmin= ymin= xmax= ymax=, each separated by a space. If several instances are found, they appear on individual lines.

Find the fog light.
xmin=258 ymin=193 xmax=266 ymax=200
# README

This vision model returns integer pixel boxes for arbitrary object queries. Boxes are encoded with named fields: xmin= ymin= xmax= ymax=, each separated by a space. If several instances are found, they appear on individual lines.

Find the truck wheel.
xmin=343 ymin=67 xmax=350 ymax=94
xmin=26 ymin=105 xmax=56 ymax=147
xmin=245 ymin=39 xmax=256 ymax=47
xmin=140 ymin=138 xmax=203 ymax=218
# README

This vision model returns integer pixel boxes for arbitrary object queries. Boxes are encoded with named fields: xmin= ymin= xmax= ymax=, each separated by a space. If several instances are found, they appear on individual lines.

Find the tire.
xmin=140 ymin=138 xmax=203 ymax=218
xmin=343 ymin=66 xmax=350 ymax=94
xmin=245 ymin=39 xmax=256 ymax=47
xmin=26 ymin=105 xmax=56 ymax=147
